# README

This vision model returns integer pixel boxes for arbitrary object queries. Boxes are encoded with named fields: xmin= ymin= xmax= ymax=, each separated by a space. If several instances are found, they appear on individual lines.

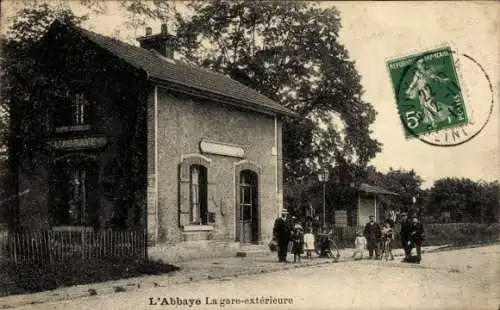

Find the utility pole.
xmin=318 ymin=169 xmax=329 ymax=229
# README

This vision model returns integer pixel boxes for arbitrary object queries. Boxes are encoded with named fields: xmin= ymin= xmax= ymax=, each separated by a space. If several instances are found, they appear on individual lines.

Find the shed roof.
xmin=357 ymin=183 xmax=399 ymax=196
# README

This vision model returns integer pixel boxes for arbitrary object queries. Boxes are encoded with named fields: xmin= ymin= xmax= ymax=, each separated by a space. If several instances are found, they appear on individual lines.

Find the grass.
xmin=0 ymin=258 xmax=179 ymax=297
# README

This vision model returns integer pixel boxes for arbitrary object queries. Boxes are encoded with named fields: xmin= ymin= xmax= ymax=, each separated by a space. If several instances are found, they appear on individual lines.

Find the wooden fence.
xmin=1 ymin=229 xmax=147 ymax=265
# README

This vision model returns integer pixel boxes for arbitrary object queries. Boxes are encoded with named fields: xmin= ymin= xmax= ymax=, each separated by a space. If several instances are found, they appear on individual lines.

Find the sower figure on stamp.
xmin=363 ymin=215 xmax=382 ymax=259
xmin=273 ymin=209 xmax=291 ymax=263
xmin=405 ymin=59 xmax=450 ymax=128
xmin=400 ymin=212 xmax=412 ymax=261
xmin=409 ymin=214 xmax=425 ymax=262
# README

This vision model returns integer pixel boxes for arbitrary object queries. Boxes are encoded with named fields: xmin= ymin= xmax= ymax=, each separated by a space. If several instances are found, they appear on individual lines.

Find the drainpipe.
xmin=154 ymin=86 xmax=159 ymax=244
xmin=274 ymin=115 xmax=279 ymax=217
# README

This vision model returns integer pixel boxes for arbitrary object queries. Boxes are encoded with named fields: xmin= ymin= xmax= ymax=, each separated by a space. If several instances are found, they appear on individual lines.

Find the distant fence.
xmin=1 ymin=229 xmax=147 ymax=265
xmin=331 ymin=223 xmax=500 ymax=248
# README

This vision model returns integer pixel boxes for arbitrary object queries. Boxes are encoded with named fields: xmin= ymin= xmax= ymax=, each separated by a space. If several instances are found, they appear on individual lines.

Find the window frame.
xmin=189 ymin=164 xmax=208 ymax=225
xmin=54 ymin=93 xmax=92 ymax=130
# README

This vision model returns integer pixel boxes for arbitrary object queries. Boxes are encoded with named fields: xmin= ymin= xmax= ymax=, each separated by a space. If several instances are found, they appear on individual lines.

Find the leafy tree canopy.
xmin=429 ymin=177 xmax=499 ymax=223
xmin=363 ymin=166 xmax=424 ymax=210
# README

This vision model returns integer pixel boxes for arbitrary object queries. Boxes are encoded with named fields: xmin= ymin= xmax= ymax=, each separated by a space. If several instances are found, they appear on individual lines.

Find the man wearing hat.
xmin=399 ymin=212 xmax=412 ymax=261
xmin=273 ymin=209 xmax=291 ymax=262
xmin=363 ymin=215 xmax=382 ymax=259
xmin=408 ymin=214 xmax=425 ymax=262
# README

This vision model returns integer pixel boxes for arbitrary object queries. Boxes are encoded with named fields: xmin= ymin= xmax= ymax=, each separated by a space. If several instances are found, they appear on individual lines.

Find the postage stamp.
xmin=387 ymin=46 xmax=469 ymax=139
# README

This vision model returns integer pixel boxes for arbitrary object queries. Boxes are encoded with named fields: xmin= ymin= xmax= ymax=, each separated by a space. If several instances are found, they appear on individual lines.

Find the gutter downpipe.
xmin=154 ymin=85 xmax=159 ymax=245
xmin=274 ymin=115 xmax=279 ymax=218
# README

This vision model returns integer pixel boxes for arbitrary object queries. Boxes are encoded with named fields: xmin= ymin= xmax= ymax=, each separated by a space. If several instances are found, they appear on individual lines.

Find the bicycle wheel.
xmin=384 ymin=241 xmax=390 ymax=261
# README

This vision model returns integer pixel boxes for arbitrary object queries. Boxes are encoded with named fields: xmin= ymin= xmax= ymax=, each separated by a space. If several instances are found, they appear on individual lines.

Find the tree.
xmin=0 ymin=3 xmax=89 ymax=149
xmin=173 ymin=1 xmax=381 ymax=183
xmin=429 ymin=178 xmax=499 ymax=223
xmin=363 ymin=166 xmax=424 ymax=212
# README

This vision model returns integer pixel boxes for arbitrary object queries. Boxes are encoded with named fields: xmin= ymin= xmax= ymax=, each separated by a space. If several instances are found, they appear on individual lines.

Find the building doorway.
xmin=238 ymin=170 xmax=259 ymax=244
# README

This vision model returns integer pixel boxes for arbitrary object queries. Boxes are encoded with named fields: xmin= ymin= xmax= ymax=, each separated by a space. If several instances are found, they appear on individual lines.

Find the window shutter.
xmin=179 ymin=164 xmax=191 ymax=227
xmin=207 ymin=182 xmax=216 ymax=223
xmin=207 ymin=182 xmax=216 ymax=213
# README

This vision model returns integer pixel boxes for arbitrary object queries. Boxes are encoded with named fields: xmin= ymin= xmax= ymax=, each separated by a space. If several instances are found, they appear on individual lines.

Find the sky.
xmin=1 ymin=1 xmax=499 ymax=188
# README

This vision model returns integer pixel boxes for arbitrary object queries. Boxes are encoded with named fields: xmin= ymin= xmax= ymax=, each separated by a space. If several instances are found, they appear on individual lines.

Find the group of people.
xmin=272 ymin=209 xmax=316 ymax=263
xmin=272 ymin=209 xmax=425 ymax=263
xmin=354 ymin=212 xmax=425 ymax=262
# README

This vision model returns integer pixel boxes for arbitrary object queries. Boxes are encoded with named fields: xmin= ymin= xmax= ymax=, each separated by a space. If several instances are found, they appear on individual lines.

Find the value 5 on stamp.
xmin=387 ymin=46 xmax=469 ymax=139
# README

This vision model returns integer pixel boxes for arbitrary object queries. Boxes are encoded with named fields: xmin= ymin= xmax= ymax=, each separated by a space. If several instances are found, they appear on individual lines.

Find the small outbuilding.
xmin=354 ymin=183 xmax=399 ymax=226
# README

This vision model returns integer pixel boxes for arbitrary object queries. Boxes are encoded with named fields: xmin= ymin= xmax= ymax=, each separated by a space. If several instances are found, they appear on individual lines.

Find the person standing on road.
xmin=292 ymin=225 xmax=304 ymax=263
xmin=303 ymin=227 xmax=315 ymax=259
xmin=352 ymin=231 xmax=367 ymax=260
xmin=363 ymin=215 xmax=382 ymax=259
xmin=409 ymin=214 xmax=425 ymax=262
xmin=273 ymin=209 xmax=291 ymax=263
xmin=400 ymin=212 xmax=412 ymax=261
xmin=380 ymin=220 xmax=395 ymax=260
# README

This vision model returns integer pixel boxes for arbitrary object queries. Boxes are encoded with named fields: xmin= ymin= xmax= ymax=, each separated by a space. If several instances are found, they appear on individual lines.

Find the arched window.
xmin=190 ymin=165 xmax=208 ymax=224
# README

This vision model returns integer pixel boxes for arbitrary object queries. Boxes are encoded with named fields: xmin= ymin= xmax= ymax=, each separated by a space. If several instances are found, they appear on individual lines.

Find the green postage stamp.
xmin=387 ymin=46 xmax=469 ymax=138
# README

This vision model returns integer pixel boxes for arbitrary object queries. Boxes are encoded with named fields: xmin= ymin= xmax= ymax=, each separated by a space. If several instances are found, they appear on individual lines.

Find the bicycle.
xmin=314 ymin=233 xmax=341 ymax=261
xmin=381 ymin=238 xmax=394 ymax=261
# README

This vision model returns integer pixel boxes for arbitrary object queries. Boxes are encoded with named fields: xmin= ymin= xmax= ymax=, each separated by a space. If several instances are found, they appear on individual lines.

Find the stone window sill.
xmin=183 ymin=225 xmax=214 ymax=232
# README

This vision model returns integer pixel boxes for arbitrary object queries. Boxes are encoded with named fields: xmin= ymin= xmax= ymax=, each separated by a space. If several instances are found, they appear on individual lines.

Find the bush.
xmin=391 ymin=223 xmax=500 ymax=247
xmin=333 ymin=223 xmax=500 ymax=248
xmin=0 ymin=258 xmax=180 ymax=297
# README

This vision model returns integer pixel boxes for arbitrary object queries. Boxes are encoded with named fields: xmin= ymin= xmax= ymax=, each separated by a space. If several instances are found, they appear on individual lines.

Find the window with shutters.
xmin=178 ymin=155 xmax=212 ymax=229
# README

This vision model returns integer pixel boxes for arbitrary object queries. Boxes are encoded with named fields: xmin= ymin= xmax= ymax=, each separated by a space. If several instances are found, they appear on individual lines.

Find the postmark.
xmin=386 ymin=45 xmax=494 ymax=146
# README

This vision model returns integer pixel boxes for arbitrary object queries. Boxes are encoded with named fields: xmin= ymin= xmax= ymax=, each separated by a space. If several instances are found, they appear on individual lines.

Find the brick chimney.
xmin=137 ymin=24 xmax=175 ymax=59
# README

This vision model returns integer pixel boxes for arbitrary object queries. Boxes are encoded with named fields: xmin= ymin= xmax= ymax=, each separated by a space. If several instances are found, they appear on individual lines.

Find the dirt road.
xmin=12 ymin=244 xmax=500 ymax=310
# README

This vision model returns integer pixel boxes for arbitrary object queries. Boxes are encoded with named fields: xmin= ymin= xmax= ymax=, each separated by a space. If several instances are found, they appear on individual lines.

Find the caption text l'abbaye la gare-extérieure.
xmin=148 ymin=296 xmax=294 ymax=307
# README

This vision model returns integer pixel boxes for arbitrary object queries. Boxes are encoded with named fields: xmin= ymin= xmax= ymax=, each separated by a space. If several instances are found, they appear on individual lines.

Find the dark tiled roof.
xmin=62 ymin=22 xmax=296 ymax=117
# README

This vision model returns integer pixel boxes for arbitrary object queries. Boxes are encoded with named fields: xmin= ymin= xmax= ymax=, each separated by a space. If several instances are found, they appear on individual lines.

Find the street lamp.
xmin=318 ymin=169 xmax=329 ymax=228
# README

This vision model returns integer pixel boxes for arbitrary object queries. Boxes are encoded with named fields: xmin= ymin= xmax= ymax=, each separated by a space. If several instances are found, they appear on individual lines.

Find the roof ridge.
xmin=73 ymin=24 xmax=272 ymax=98
xmin=56 ymin=21 xmax=296 ymax=117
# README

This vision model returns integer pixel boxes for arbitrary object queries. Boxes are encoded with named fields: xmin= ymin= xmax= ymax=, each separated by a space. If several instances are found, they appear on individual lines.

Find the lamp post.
xmin=318 ymin=169 xmax=329 ymax=228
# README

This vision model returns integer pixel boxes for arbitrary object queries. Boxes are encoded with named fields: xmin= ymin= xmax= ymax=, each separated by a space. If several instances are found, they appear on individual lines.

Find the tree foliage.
xmin=0 ymin=3 xmax=89 ymax=149
xmin=363 ymin=166 xmax=424 ymax=211
xmin=429 ymin=178 xmax=499 ymax=223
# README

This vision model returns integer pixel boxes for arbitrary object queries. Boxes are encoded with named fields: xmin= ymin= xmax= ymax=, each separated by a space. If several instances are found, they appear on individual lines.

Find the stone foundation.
xmin=148 ymin=241 xmax=241 ymax=263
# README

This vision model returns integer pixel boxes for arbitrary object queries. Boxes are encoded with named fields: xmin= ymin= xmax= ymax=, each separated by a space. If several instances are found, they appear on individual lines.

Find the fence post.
xmin=81 ymin=230 xmax=85 ymax=260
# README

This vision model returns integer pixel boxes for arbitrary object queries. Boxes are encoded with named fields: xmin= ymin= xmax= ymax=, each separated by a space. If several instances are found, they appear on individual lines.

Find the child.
xmin=291 ymin=226 xmax=304 ymax=263
xmin=352 ymin=231 xmax=367 ymax=260
xmin=303 ymin=228 xmax=315 ymax=259
xmin=381 ymin=220 xmax=394 ymax=260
